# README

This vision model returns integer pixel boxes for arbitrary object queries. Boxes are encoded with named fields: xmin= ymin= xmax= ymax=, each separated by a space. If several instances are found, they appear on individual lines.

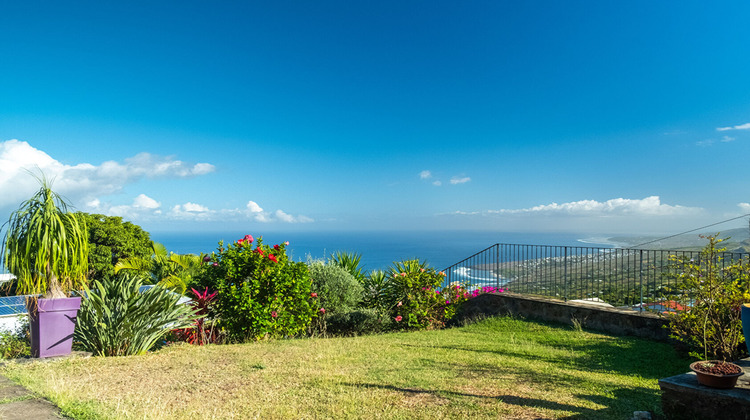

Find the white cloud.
xmin=163 ymin=199 xmax=313 ymax=223
xmin=717 ymin=122 xmax=750 ymax=131
xmin=419 ymin=170 xmax=432 ymax=180
xmin=0 ymin=139 xmax=215 ymax=211
xmin=440 ymin=196 xmax=708 ymax=233
xmin=107 ymin=194 xmax=162 ymax=219
xmin=450 ymin=176 xmax=471 ymax=185
xmin=721 ymin=135 xmax=736 ymax=143
xmin=432 ymin=180 xmax=442 ymax=186
xmin=181 ymin=202 xmax=209 ymax=212
xmin=739 ymin=203 xmax=750 ymax=214
xmin=482 ymin=196 xmax=699 ymax=216
xmin=696 ymin=139 xmax=714 ymax=147
xmin=133 ymin=194 xmax=161 ymax=209
xmin=275 ymin=209 xmax=295 ymax=223
xmin=247 ymin=201 xmax=264 ymax=213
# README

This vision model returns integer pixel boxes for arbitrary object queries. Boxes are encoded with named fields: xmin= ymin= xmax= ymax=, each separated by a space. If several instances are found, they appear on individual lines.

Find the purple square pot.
xmin=27 ymin=297 xmax=82 ymax=358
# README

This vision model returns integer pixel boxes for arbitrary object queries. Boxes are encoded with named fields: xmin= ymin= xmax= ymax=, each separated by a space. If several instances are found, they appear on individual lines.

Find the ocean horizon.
xmin=150 ymin=230 xmax=617 ymax=273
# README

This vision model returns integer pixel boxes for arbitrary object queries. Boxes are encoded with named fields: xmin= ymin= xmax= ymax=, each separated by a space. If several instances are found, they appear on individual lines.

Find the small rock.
xmin=631 ymin=411 xmax=651 ymax=420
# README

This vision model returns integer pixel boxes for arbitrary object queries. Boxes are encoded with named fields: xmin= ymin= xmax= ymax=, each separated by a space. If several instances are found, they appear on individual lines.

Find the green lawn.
xmin=1 ymin=316 xmax=690 ymax=419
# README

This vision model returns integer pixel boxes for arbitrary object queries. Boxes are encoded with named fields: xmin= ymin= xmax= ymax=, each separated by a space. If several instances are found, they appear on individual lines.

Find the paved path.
xmin=0 ymin=373 xmax=66 ymax=420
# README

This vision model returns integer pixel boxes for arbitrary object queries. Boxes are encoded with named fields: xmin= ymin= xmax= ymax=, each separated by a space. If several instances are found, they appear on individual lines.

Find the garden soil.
xmin=0 ymin=374 xmax=65 ymax=419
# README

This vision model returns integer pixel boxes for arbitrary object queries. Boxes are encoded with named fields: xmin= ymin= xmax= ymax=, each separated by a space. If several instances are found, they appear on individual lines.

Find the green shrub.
xmin=308 ymin=260 xmax=364 ymax=314
xmin=326 ymin=308 xmax=391 ymax=336
xmin=75 ymin=273 xmax=198 ymax=356
xmin=666 ymin=235 xmax=750 ymax=361
xmin=196 ymin=235 xmax=318 ymax=342
xmin=0 ymin=320 xmax=30 ymax=359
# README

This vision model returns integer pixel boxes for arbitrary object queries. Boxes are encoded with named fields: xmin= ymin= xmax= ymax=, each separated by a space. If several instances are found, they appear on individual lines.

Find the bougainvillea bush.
xmin=195 ymin=235 xmax=318 ymax=342
xmin=383 ymin=259 xmax=469 ymax=330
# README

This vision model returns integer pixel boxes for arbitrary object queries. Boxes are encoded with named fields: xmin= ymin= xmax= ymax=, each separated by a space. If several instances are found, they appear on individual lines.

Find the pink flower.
xmin=311 ymin=292 xmax=318 ymax=298
xmin=268 ymin=254 xmax=278 ymax=263
xmin=284 ymin=241 xmax=289 ymax=246
xmin=397 ymin=301 xmax=402 ymax=307
xmin=445 ymin=300 xmax=451 ymax=304
xmin=244 ymin=234 xmax=254 ymax=243
xmin=203 ymin=255 xmax=211 ymax=262
xmin=319 ymin=308 xmax=326 ymax=314
xmin=271 ymin=311 xmax=278 ymax=318
xmin=212 ymin=262 xmax=218 ymax=267
xmin=420 ymin=268 xmax=425 ymax=272
xmin=400 ymin=272 xmax=406 ymax=277
xmin=395 ymin=316 xmax=402 ymax=322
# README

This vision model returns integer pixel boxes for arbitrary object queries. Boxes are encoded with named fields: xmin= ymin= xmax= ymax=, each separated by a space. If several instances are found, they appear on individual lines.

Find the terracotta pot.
xmin=689 ymin=360 xmax=744 ymax=389
xmin=27 ymin=297 xmax=82 ymax=358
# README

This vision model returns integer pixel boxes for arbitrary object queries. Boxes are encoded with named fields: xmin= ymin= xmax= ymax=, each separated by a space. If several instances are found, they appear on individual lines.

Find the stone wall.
xmin=456 ymin=292 xmax=671 ymax=341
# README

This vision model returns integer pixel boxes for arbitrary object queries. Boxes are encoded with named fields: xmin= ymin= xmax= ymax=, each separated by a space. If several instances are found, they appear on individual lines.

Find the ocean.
xmin=150 ymin=230 xmax=616 ymax=273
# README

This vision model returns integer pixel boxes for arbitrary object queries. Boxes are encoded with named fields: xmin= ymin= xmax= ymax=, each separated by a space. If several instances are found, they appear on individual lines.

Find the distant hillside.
xmin=608 ymin=227 xmax=750 ymax=253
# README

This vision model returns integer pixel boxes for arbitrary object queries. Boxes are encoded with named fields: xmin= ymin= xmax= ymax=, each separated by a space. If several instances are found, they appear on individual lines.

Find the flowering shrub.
xmin=385 ymin=260 xmax=468 ymax=330
xmin=195 ymin=235 xmax=317 ymax=342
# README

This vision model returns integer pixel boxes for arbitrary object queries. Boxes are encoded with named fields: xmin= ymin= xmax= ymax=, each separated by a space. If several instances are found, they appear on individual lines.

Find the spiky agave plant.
xmin=1 ymin=175 xmax=88 ymax=299
xmin=328 ymin=251 xmax=366 ymax=285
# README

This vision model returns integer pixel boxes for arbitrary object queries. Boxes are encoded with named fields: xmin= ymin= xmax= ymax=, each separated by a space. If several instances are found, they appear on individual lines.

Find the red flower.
xmin=395 ymin=316 xmax=402 ymax=322
xmin=311 ymin=292 xmax=318 ymax=298
xmin=274 ymin=244 xmax=280 ymax=250
xmin=271 ymin=311 xmax=278 ymax=318
xmin=254 ymin=247 xmax=264 ymax=256
xmin=268 ymin=254 xmax=278 ymax=263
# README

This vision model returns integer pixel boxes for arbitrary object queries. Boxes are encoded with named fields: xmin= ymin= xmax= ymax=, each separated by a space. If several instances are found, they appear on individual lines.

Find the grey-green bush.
xmin=307 ymin=260 xmax=364 ymax=314
xmin=75 ymin=272 xmax=197 ymax=356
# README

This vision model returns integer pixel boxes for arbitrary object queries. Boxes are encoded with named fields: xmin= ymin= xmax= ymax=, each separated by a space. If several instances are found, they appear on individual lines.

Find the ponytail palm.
xmin=1 ymin=178 xmax=89 ymax=299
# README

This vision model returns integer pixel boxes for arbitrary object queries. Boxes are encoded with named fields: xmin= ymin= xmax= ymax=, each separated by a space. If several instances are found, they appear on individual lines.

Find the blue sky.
xmin=2 ymin=1 xmax=750 ymax=235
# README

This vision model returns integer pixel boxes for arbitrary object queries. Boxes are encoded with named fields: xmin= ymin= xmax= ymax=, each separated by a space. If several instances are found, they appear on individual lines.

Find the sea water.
xmin=150 ymin=230 xmax=616 ymax=273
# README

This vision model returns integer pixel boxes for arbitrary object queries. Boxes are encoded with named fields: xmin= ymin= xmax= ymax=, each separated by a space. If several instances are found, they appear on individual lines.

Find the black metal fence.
xmin=442 ymin=243 xmax=749 ymax=309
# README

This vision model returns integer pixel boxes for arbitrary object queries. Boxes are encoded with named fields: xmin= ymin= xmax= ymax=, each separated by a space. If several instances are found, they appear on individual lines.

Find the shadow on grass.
xmin=403 ymin=318 xmax=690 ymax=380
xmin=343 ymin=381 xmax=658 ymax=420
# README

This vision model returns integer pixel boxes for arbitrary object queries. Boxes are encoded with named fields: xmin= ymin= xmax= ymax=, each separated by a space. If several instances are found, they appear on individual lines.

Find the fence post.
xmin=495 ymin=244 xmax=500 ymax=289
xmin=639 ymin=250 xmax=644 ymax=313
xmin=563 ymin=247 xmax=568 ymax=302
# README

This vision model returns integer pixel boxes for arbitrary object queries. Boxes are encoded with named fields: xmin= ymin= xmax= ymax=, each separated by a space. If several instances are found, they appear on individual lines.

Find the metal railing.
xmin=443 ymin=243 xmax=749 ymax=309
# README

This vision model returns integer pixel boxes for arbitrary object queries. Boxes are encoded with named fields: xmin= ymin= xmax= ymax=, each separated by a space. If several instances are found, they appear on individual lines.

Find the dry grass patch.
xmin=1 ymin=316 xmax=690 ymax=419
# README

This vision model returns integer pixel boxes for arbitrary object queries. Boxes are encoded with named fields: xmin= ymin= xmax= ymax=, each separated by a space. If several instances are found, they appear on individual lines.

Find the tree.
xmin=1 ymin=177 xmax=88 ymax=298
xmin=77 ymin=213 xmax=153 ymax=281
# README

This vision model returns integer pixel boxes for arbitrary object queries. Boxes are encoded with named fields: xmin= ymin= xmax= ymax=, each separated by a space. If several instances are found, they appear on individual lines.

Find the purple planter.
xmin=27 ymin=297 xmax=81 ymax=358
